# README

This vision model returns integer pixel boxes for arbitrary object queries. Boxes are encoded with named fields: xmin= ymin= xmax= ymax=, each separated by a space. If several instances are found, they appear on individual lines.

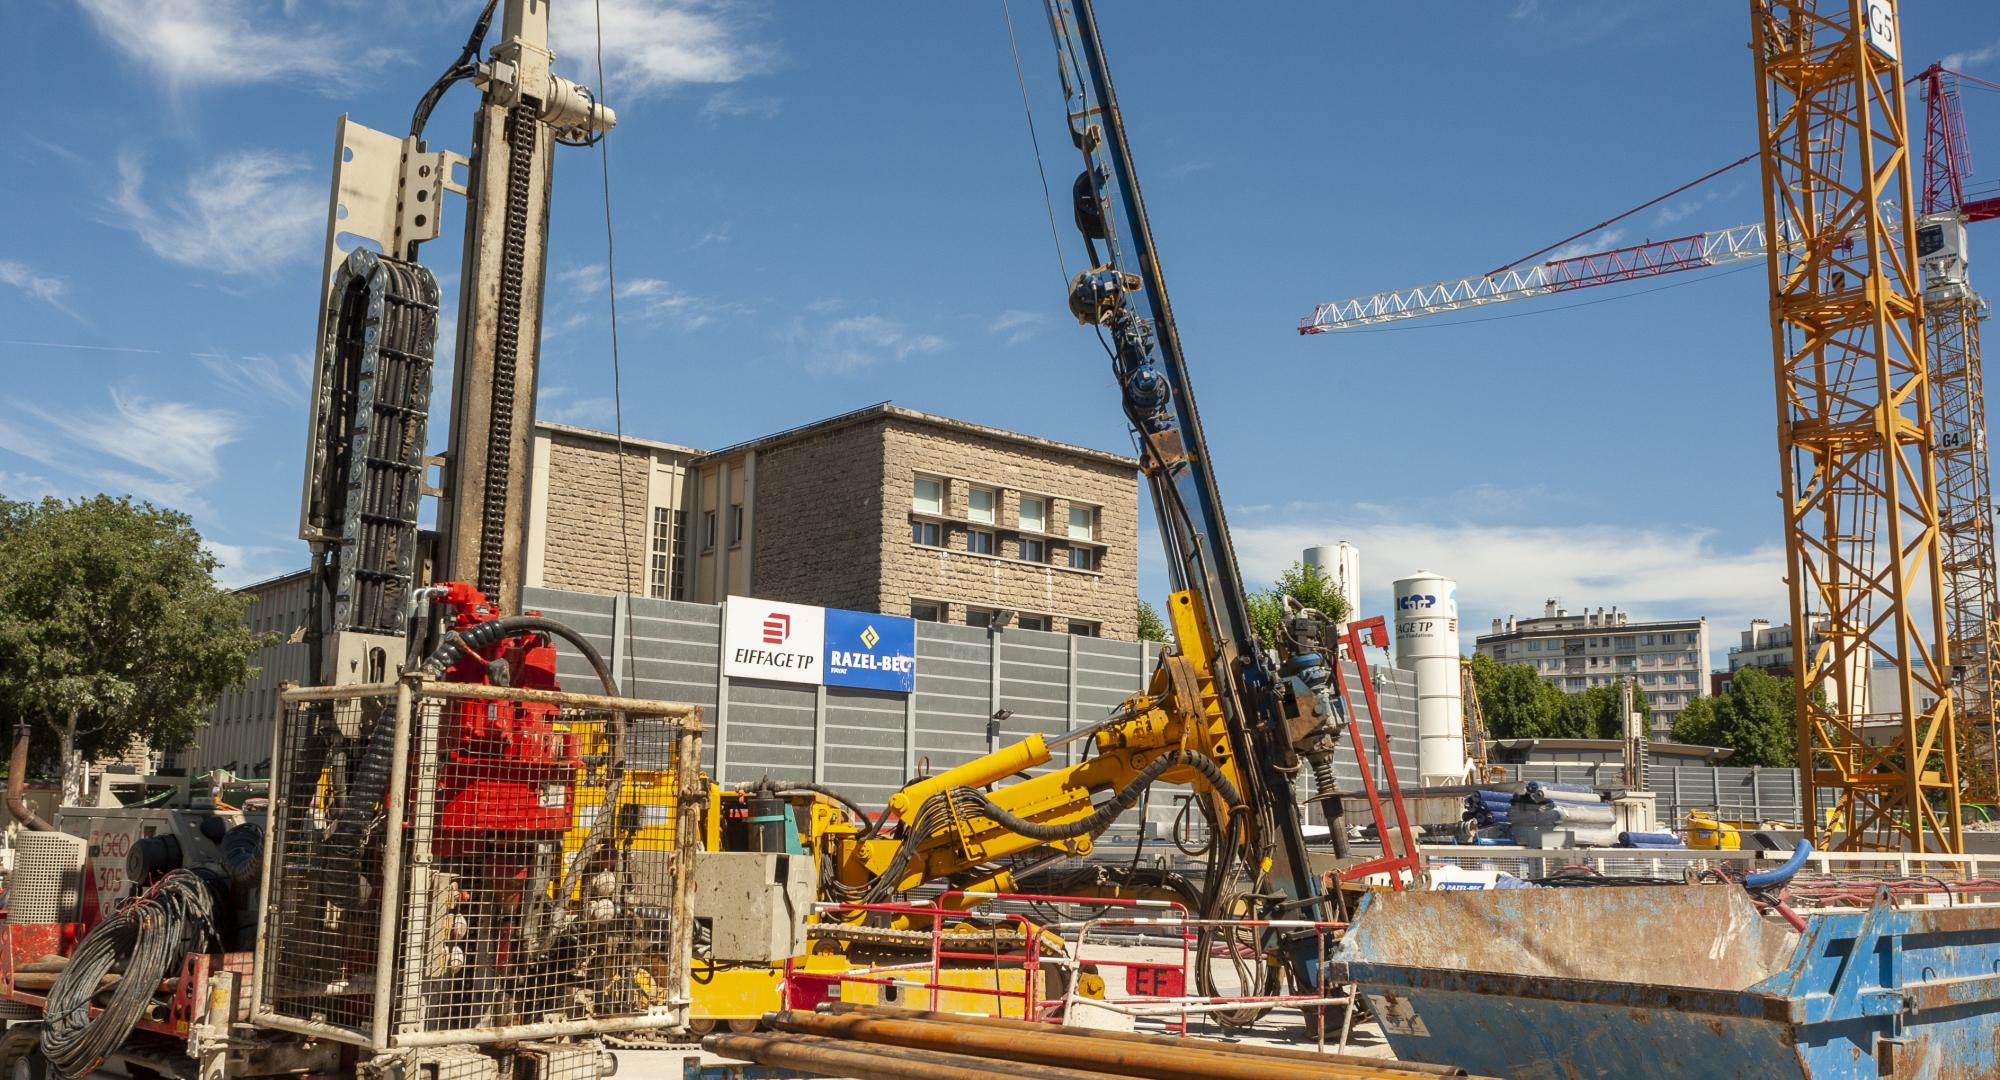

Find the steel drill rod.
xmin=768 ymin=1009 xmax=1454 ymax=1080
xmin=701 ymin=1031 xmax=1131 ymax=1080
xmin=819 ymin=1003 xmax=1472 ymax=1076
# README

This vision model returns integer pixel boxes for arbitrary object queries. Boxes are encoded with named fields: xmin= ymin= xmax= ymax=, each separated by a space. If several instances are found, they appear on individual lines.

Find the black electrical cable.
xmin=959 ymin=749 xmax=1242 ymax=843
xmin=411 ymin=0 xmax=500 ymax=140
xmin=773 ymin=783 xmax=884 ymax=841
xmin=41 ymin=870 xmax=223 ymax=1079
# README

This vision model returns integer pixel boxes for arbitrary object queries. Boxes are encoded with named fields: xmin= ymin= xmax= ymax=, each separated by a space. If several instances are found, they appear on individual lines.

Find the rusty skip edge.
xmin=1337 ymin=962 xmax=1795 ymax=1023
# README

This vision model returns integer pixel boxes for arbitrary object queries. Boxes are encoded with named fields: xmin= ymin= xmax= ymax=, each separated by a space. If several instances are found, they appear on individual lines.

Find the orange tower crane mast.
xmin=1751 ymin=0 xmax=1961 ymax=852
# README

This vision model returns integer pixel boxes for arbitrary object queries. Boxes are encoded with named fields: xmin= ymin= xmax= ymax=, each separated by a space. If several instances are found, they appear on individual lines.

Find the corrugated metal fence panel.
xmin=1334 ymin=662 xmax=1422 ymax=791
xmin=822 ymin=687 xmax=907 ymax=808
xmin=997 ymin=628 xmax=1074 ymax=777
xmin=912 ymin=622 xmax=994 ymax=774
xmin=724 ymin=680 xmax=817 ymax=785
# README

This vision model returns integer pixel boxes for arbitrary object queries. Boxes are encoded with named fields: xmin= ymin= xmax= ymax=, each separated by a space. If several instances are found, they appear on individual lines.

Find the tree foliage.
xmin=1246 ymin=561 xmax=1351 ymax=648
xmin=1671 ymin=667 xmax=1797 ymax=766
xmin=0 ymin=495 xmax=270 ymax=776
xmin=1136 ymin=599 xmax=1168 ymax=643
xmin=1468 ymin=653 xmax=1650 ymax=741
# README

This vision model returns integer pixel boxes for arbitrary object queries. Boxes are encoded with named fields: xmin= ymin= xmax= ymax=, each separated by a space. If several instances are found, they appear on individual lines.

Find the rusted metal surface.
xmin=702 ymin=1030 xmax=1127 ymax=1080
xmin=820 ymin=1003 xmax=1473 ymax=1076
xmin=764 ymin=1007 xmax=1466 ymax=1080
xmin=1339 ymin=884 xmax=2000 ymax=1079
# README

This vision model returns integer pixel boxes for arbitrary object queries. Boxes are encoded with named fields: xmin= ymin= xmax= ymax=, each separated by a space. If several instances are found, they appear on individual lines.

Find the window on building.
xmin=1528 ymin=641 xmax=1541 ymax=652
xmin=1686 ymin=632 xmax=1700 ymax=644
xmin=965 ymin=607 xmax=995 ymax=628
xmin=1069 ymin=621 xmax=1100 ymax=637
xmin=911 ymin=600 xmax=945 ymax=622
xmin=702 ymin=510 xmax=717 ymax=550
xmin=1616 ymin=636 xmax=1635 ymax=651
xmin=967 ymin=529 xmax=995 ymax=555
xmin=1641 ymin=634 xmax=1655 ymax=646
xmin=968 ymin=486 xmax=996 ymax=524
xmin=1019 ymin=537 xmax=1046 ymax=563
xmin=1067 ymin=547 xmax=1097 ymax=571
xmin=912 ymin=520 xmax=942 ymax=547
xmin=1642 ymin=674 xmax=1656 ymax=685
xmin=1019 ymin=495 xmax=1047 ymax=533
xmin=649 ymin=507 xmax=687 ymax=601
xmin=913 ymin=475 xmax=944 ymax=515
xmin=1068 ymin=505 xmax=1097 ymax=541
xmin=728 ymin=504 xmax=744 ymax=546
xmin=1018 ymin=614 xmax=1050 ymax=632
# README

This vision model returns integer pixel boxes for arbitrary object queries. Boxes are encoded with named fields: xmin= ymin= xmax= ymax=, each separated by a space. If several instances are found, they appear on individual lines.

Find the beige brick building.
xmin=687 ymin=404 xmax=1139 ymax=637
xmin=522 ymin=405 xmax=1140 ymax=637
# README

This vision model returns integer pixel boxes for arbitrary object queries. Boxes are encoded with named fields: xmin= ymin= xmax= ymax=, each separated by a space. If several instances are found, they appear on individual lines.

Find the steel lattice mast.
xmin=1752 ymin=0 xmax=1960 ymax=852
xmin=1918 ymin=63 xmax=2000 ymax=803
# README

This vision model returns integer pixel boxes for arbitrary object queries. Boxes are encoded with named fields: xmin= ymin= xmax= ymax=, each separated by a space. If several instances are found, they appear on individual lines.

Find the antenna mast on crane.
xmin=1752 ymin=0 xmax=1960 ymax=852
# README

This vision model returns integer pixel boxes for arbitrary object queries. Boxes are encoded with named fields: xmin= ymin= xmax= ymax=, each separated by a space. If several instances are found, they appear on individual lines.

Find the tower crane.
xmin=1915 ymin=62 xmax=2000 ymax=803
xmin=1297 ymin=12 xmax=1982 ymax=847
xmin=1753 ymin=0 xmax=1957 ymax=853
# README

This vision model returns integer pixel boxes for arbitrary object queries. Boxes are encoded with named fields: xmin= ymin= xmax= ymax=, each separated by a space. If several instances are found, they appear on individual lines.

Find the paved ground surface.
xmin=609 ymin=941 xmax=1407 ymax=1078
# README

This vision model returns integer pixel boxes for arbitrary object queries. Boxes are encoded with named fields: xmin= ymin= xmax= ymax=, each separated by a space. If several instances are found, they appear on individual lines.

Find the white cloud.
xmin=618 ymin=277 xmax=750 ymax=329
xmin=111 ymin=151 xmax=322 ymax=276
xmin=549 ymin=0 xmax=776 ymax=98
xmin=76 ymin=0 xmax=399 ymax=90
xmin=1943 ymin=40 xmax=2000 ymax=71
xmin=701 ymin=89 xmax=781 ymax=121
xmin=0 ymin=471 xmax=57 ymax=501
xmin=1543 ymin=229 xmax=1625 ymax=264
xmin=203 ymin=540 xmax=299 ymax=589
xmin=0 ymin=259 xmax=82 ymax=320
xmin=797 ymin=314 xmax=945 ymax=375
xmin=988 ymin=309 xmax=1044 ymax=346
xmin=1228 ymin=495 xmax=1786 ymax=666
xmin=198 ymin=352 xmax=311 ymax=406
xmin=539 ymin=386 xmax=617 ymax=429
xmin=31 ymin=390 xmax=240 ymax=490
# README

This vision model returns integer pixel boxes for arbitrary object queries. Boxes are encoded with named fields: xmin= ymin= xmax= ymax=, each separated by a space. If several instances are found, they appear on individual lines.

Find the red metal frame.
xmin=1335 ymin=616 xmax=1423 ymax=889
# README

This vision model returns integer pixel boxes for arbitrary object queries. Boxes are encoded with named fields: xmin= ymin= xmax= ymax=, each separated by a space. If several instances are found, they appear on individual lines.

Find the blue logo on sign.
xmin=824 ymin=608 xmax=917 ymax=693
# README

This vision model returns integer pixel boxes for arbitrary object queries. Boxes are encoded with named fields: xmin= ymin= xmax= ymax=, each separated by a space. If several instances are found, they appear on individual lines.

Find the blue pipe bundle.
xmin=1617 ymin=831 xmax=1683 ymax=848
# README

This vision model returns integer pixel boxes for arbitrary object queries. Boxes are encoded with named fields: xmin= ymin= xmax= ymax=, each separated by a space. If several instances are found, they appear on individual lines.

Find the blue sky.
xmin=4 ymin=0 xmax=1997 ymax=668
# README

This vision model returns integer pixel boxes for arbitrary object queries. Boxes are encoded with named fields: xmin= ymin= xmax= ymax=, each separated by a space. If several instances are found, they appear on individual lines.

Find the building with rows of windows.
xmin=1474 ymin=600 xmax=1710 ymax=736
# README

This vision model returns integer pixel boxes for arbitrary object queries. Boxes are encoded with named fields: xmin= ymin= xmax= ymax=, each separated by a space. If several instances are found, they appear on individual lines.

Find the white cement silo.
xmin=1392 ymin=570 xmax=1468 ymax=787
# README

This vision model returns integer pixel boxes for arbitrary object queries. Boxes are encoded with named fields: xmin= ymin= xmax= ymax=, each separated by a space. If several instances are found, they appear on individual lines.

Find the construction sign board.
xmin=723 ymin=597 xmax=917 ymax=693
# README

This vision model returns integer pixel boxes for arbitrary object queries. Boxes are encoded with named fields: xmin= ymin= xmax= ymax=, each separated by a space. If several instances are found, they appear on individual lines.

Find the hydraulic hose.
xmin=1743 ymin=839 xmax=1815 ymax=891
xmin=773 ymin=783 xmax=883 ymax=841
xmin=962 ymin=749 xmax=1242 ymax=843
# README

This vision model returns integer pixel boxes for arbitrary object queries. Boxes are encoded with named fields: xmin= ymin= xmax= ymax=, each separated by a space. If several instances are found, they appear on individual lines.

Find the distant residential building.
xmin=1475 ymin=600 xmax=1709 ymax=736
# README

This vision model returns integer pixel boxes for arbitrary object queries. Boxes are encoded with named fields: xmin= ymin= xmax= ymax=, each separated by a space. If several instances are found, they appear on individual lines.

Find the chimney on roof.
xmin=1544 ymin=599 xmax=1558 ymax=618
xmin=1492 ymin=618 xmax=1503 ymax=635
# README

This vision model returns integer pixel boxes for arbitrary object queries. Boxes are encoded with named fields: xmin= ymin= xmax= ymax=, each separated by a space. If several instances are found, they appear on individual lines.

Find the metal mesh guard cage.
xmin=252 ymin=679 xmax=702 ymax=1048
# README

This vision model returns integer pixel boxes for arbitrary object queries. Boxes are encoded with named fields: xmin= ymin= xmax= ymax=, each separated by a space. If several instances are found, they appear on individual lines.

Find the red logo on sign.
xmin=762 ymin=613 xmax=791 ymax=644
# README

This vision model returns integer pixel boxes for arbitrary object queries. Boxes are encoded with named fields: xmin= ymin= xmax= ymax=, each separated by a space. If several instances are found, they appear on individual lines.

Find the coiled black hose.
xmin=41 ymin=870 xmax=223 ymax=1079
xmin=960 ymin=749 xmax=1242 ymax=843
xmin=774 ymin=783 xmax=883 ymax=841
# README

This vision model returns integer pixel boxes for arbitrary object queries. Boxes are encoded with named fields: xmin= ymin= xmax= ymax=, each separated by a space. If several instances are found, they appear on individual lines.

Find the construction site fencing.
xmin=1421 ymin=845 xmax=2000 ymax=901
xmin=515 ymin=590 xmax=1423 ymax=833
xmin=251 ymin=679 xmax=702 ymax=1048
xmin=1491 ymin=761 xmax=1838 ymax=825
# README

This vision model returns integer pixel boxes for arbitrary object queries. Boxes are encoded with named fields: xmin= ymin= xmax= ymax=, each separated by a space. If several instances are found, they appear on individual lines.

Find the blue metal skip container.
xmin=1337 ymin=884 xmax=2000 ymax=1079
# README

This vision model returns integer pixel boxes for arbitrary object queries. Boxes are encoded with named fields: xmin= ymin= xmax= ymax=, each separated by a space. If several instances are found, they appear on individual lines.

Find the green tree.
xmin=1667 ymin=669 xmax=1797 ymax=766
xmin=1246 ymin=561 xmax=1350 ymax=647
xmin=0 ymin=495 xmax=270 ymax=802
xmin=1136 ymin=599 xmax=1168 ymax=643
xmin=1470 ymin=653 xmax=1565 ymax=739
xmin=1712 ymin=667 xmax=1798 ymax=767
xmin=1547 ymin=681 xmax=1653 ymax=740
xmin=1670 ymin=694 xmax=1723 ymax=747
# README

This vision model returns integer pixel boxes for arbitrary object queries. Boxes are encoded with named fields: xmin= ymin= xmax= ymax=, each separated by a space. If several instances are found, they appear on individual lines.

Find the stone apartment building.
xmin=1475 ymin=600 xmax=1710 ymax=736
xmin=684 ymin=404 xmax=1138 ymax=638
